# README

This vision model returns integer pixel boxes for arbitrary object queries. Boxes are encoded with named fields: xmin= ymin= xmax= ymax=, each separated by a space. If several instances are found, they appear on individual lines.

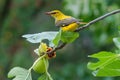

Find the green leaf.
xmin=35 ymin=58 xmax=53 ymax=80
xmin=38 ymin=74 xmax=51 ymax=80
xmin=33 ymin=58 xmax=46 ymax=74
xmin=22 ymin=31 xmax=58 ymax=46
xmin=113 ymin=37 xmax=120 ymax=49
xmin=38 ymin=74 xmax=48 ymax=80
xmin=52 ymin=30 xmax=61 ymax=46
xmin=87 ymin=51 xmax=120 ymax=76
xmin=61 ymin=31 xmax=79 ymax=43
xmin=8 ymin=67 xmax=32 ymax=80
xmin=38 ymin=73 xmax=53 ymax=80
xmin=52 ymin=30 xmax=79 ymax=45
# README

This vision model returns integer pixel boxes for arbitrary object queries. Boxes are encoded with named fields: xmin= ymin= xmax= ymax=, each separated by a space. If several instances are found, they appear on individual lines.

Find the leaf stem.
xmin=25 ymin=71 xmax=31 ymax=80
xmin=46 ymin=72 xmax=53 ymax=80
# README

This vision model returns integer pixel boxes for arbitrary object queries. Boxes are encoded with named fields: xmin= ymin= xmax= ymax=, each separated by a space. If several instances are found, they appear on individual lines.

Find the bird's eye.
xmin=51 ymin=12 xmax=57 ymax=14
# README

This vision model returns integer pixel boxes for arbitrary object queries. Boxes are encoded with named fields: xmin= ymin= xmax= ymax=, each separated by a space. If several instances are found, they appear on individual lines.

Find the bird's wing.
xmin=55 ymin=17 xmax=80 ymax=27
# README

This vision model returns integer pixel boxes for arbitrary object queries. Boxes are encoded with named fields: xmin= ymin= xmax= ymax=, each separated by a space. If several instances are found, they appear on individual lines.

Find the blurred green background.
xmin=0 ymin=0 xmax=120 ymax=80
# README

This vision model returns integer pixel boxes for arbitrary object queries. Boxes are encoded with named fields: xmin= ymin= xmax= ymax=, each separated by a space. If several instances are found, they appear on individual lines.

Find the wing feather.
xmin=55 ymin=17 xmax=80 ymax=27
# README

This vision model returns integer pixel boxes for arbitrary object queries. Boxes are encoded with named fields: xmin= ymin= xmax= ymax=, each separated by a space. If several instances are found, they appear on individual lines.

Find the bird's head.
xmin=45 ymin=10 xmax=64 ymax=19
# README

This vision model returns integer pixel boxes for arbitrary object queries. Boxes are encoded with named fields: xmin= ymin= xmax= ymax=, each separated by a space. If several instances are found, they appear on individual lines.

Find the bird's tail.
xmin=80 ymin=22 xmax=88 ymax=24
xmin=77 ymin=22 xmax=87 ymax=25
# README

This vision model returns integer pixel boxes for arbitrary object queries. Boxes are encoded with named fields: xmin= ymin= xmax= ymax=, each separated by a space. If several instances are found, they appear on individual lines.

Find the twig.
xmin=75 ymin=9 xmax=120 ymax=32
xmin=47 ymin=9 xmax=120 ymax=55
xmin=47 ymin=43 xmax=66 ymax=54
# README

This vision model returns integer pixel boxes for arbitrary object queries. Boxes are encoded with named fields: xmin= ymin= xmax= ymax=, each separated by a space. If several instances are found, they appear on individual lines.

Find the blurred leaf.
xmin=61 ymin=31 xmax=79 ymax=43
xmin=8 ymin=67 xmax=32 ymax=80
xmin=52 ymin=30 xmax=61 ymax=46
xmin=22 ymin=31 xmax=58 ymax=46
xmin=82 ymin=0 xmax=90 ymax=15
xmin=63 ymin=0 xmax=83 ymax=17
xmin=113 ymin=37 xmax=120 ymax=49
xmin=87 ymin=51 xmax=120 ymax=76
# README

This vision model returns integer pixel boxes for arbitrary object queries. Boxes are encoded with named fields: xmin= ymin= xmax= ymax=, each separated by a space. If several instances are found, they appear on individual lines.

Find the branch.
xmin=47 ymin=9 xmax=120 ymax=55
xmin=47 ymin=43 xmax=66 ymax=55
xmin=75 ymin=9 xmax=120 ymax=32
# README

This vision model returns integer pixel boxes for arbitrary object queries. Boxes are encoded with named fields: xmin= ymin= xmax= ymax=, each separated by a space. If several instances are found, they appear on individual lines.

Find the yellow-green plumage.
xmin=46 ymin=10 xmax=86 ymax=31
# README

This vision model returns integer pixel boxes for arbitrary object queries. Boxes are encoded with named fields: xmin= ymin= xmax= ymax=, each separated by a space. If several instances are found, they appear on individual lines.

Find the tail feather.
xmin=77 ymin=22 xmax=87 ymax=25
xmin=80 ymin=22 xmax=87 ymax=24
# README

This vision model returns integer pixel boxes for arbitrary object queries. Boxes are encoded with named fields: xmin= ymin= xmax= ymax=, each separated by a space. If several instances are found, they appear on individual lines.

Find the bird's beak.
xmin=45 ymin=11 xmax=52 ymax=15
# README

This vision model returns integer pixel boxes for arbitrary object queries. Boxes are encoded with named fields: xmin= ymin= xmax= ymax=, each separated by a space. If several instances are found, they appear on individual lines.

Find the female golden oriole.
xmin=45 ymin=10 xmax=86 ymax=31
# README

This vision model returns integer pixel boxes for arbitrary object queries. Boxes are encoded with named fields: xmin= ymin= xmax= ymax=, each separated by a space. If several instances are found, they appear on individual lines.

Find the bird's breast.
xmin=61 ymin=23 xmax=79 ymax=31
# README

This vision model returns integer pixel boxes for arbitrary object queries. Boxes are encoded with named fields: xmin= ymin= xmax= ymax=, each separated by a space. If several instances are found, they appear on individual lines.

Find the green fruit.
xmin=33 ymin=58 xmax=46 ymax=73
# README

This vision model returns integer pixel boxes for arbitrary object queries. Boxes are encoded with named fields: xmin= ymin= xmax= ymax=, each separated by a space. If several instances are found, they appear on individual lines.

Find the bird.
xmin=45 ymin=10 xmax=86 ymax=31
